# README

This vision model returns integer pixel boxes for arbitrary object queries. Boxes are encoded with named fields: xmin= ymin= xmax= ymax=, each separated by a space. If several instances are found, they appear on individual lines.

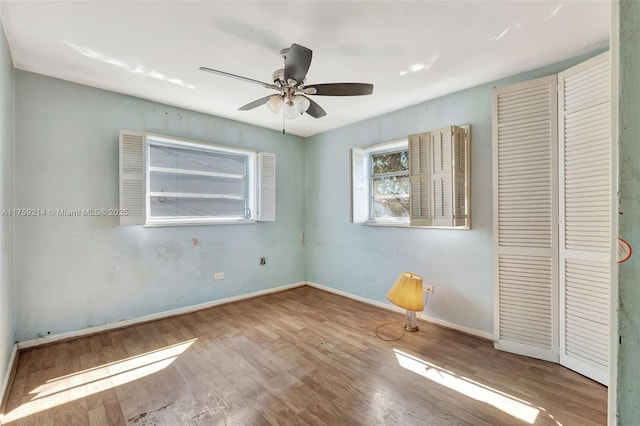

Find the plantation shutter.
xmin=558 ymin=52 xmax=610 ymax=385
xmin=258 ymin=152 xmax=276 ymax=222
xmin=409 ymin=132 xmax=431 ymax=226
xmin=431 ymin=128 xmax=452 ymax=226
xmin=350 ymin=148 xmax=366 ymax=223
xmin=119 ymin=131 xmax=146 ymax=225
xmin=493 ymin=76 xmax=559 ymax=362
xmin=431 ymin=128 xmax=454 ymax=226
xmin=452 ymin=125 xmax=469 ymax=227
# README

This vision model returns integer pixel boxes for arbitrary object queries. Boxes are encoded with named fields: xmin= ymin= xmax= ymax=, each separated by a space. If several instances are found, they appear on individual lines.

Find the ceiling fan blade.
xmin=303 ymin=96 xmax=327 ymax=118
xmin=284 ymin=44 xmax=312 ymax=85
xmin=303 ymin=83 xmax=374 ymax=96
xmin=238 ymin=95 xmax=272 ymax=111
xmin=200 ymin=67 xmax=278 ymax=90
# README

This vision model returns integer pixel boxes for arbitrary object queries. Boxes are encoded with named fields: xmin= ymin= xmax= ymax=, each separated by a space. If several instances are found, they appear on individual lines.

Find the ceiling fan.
xmin=199 ymin=43 xmax=374 ymax=125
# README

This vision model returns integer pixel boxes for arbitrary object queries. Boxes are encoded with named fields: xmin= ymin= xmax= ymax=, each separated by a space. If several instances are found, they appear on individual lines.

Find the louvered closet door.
xmin=493 ymin=76 xmax=559 ymax=362
xmin=558 ymin=52 xmax=611 ymax=385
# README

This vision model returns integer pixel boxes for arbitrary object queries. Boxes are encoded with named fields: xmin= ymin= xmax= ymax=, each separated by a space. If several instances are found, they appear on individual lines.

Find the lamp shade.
xmin=293 ymin=95 xmax=311 ymax=114
xmin=387 ymin=272 xmax=424 ymax=312
xmin=266 ymin=95 xmax=283 ymax=113
xmin=284 ymin=98 xmax=300 ymax=119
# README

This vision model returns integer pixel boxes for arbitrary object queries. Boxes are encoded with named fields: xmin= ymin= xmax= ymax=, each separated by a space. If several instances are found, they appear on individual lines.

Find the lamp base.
xmin=404 ymin=310 xmax=419 ymax=332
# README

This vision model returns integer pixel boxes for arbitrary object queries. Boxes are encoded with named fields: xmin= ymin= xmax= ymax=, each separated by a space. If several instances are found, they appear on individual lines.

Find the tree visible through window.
xmin=371 ymin=150 xmax=410 ymax=219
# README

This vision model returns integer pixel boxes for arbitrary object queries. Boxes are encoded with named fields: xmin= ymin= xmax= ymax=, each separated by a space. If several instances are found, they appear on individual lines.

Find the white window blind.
xmin=148 ymin=144 xmax=249 ymax=220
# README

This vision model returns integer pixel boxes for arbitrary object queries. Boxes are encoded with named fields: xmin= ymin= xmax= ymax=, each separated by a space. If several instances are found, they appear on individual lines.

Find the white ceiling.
xmin=0 ymin=1 xmax=609 ymax=137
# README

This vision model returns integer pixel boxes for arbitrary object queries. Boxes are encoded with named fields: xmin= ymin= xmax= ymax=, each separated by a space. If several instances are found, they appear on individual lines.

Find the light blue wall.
xmin=0 ymin=21 xmax=15 ymax=391
xmin=617 ymin=1 xmax=640 ymax=422
xmin=304 ymin=52 xmax=603 ymax=335
xmin=5 ymin=40 xmax=613 ymax=350
xmin=13 ymin=71 xmax=305 ymax=341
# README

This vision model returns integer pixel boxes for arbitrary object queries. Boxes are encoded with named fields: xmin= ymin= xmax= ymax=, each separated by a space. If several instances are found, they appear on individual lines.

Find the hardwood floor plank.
xmin=1 ymin=286 xmax=607 ymax=425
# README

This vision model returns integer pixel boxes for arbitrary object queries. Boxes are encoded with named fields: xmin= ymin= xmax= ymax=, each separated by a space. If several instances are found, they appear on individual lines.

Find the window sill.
xmin=362 ymin=221 xmax=470 ymax=230
xmin=363 ymin=221 xmax=410 ymax=228
xmin=144 ymin=219 xmax=258 ymax=227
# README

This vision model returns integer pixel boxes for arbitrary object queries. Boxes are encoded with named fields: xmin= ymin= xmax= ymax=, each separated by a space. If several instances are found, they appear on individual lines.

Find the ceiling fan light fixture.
xmin=266 ymin=94 xmax=283 ymax=113
xmin=293 ymin=95 xmax=311 ymax=115
xmin=284 ymin=98 xmax=301 ymax=119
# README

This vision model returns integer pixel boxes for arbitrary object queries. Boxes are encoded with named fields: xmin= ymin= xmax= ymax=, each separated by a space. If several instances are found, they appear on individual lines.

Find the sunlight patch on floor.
xmin=393 ymin=349 xmax=539 ymax=424
xmin=1 ymin=339 xmax=196 ymax=423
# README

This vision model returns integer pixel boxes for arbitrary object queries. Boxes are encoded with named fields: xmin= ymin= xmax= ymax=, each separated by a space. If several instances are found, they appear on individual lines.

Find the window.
xmin=119 ymin=131 xmax=275 ymax=226
xmin=351 ymin=125 xmax=470 ymax=228
xmin=148 ymin=141 xmax=253 ymax=223
xmin=352 ymin=140 xmax=410 ymax=224
xmin=371 ymin=144 xmax=410 ymax=221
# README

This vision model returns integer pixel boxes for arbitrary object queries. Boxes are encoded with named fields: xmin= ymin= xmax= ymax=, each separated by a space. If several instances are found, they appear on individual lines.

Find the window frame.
xmin=144 ymin=134 xmax=257 ymax=226
xmin=358 ymin=139 xmax=410 ymax=225
xmin=351 ymin=125 xmax=471 ymax=229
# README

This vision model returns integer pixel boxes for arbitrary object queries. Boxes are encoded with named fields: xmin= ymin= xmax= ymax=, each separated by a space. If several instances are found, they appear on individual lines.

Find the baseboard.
xmin=17 ymin=282 xmax=307 ymax=350
xmin=0 ymin=344 xmax=18 ymax=414
xmin=305 ymin=281 xmax=494 ymax=341
xmin=15 ymin=280 xmax=492 ymax=350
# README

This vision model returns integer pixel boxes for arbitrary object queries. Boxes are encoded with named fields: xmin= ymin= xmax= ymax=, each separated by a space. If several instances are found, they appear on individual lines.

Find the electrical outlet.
xmin=424 ymin=285 xmax=434 ymax=294
xmin=214 ymin=272 xmax=224 ymax=280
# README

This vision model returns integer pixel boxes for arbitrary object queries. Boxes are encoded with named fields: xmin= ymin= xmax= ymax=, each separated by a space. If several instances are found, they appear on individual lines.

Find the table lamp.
xmin=387 ymin=272 xmax=424 ymax=331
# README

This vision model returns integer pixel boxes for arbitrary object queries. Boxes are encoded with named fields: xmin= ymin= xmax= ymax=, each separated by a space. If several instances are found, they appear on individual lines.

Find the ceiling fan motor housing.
xmin=272 ymin=69 xmax=284 ymax=85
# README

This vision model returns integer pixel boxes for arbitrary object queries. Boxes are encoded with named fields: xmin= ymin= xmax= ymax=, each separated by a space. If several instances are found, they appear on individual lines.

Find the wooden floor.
xmin=1 ymin=286 xmax=606 ymax=425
